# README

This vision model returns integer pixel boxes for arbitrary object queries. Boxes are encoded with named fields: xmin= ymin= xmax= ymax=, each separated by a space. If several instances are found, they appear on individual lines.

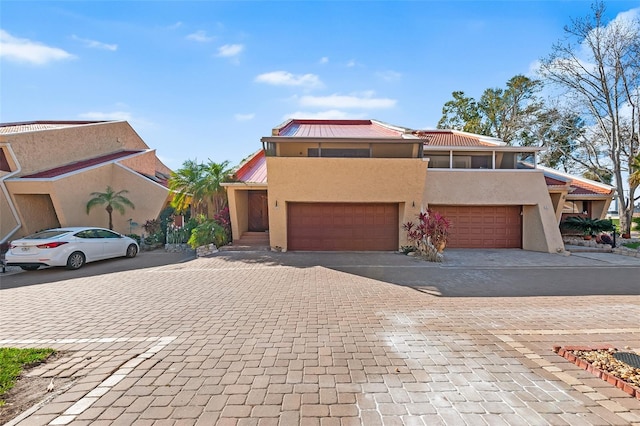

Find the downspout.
xmin=0 ymin=143 xmax=23 ymax=244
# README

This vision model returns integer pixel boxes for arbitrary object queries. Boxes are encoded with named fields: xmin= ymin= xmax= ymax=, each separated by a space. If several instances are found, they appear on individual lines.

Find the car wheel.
xmin=66 ymin=252 xmax=85 ymax=270
xmin=125 ymin=244 xmax=138 ymax=258
xmin=20 ymin=265 xmax=40 ymax=271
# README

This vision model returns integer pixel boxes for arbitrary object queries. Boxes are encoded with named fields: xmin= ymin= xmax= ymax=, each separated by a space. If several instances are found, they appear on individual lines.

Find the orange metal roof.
xmin=234 ymin=150 xmax=267 ymax=184
xmin=274 ymin=119 xmax=404 ymax=138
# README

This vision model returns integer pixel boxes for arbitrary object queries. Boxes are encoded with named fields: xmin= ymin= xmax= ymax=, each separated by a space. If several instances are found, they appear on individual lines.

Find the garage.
xmin=429 ymin=205 xmax=522 ymax=248
xmin=288 ymin=203 xmax=399 ymax=251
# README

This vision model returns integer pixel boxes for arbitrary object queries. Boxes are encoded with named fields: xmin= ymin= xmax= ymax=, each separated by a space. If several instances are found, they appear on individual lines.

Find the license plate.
xmin=21 ymin=247 xmax=30 ymax=252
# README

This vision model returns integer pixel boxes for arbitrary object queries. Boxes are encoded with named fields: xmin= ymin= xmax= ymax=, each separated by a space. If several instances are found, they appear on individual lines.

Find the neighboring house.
xmin=0 ymin=120 xmax=172 ymax=244
xmin=225 ymin=119 xmax=612 ymax=253
xmin=539 ymin=165 xmax=614 ymax=226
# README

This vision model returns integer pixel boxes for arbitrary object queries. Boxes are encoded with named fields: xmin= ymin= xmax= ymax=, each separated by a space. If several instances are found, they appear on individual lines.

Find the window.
xmin=307 ymin=148 xmax=370 ymax=158
xmin=0 ymin=149 xmax=11 ymax=172
xmin=95 ymin=229 xmax=121 ymax=238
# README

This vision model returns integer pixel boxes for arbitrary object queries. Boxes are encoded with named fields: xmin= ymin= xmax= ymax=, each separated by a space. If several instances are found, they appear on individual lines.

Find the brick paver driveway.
xmin=1 ymin=250 xmax=639 ymax=425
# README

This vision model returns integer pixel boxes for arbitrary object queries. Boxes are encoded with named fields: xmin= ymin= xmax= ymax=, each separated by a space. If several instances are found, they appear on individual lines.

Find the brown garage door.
xmin=288 ymin=203 xmax=399 ymax=251
xmin=430 ymin=205 xmax=522 ymax=248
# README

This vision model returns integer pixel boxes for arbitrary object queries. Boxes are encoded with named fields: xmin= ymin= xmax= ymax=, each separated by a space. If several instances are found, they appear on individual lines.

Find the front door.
xmin=248 ymin=190 xmax=269 ymax=232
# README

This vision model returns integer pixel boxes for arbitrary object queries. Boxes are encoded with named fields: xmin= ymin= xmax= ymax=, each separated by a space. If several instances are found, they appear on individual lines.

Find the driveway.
xmin=0 ymin=249 xmax=639 ymax=425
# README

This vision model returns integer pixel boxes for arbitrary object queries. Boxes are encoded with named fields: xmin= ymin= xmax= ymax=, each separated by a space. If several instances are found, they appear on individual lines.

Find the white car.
xmin=5 ymin=227 xmax=139 ymax=271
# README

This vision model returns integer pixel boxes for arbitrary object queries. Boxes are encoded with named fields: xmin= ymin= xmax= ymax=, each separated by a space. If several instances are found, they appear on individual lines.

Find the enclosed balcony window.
xmin=308 ymin=148 xmax=370 ymax=158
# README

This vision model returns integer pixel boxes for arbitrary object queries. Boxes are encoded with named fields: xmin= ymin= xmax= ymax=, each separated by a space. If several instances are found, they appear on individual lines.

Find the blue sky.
xmin=1 ymin=1 xmax=638 ymax=170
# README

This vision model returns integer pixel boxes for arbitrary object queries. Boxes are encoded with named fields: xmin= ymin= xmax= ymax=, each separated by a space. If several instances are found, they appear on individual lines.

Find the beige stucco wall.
xmin=266 ymin=157 xmax=428 ymax=251
xmin=0 ymin=121 xmax=148 ymax=176
xmin=589 ymin=198 xmax=613 ymax=220
xmin=548 ymin=191 xmax=567 ymax=222
xmin=424 ymin=170 xmax=564 ymax=253
xmin=119 ymin=151 xmax=160 ymax=177
xmin=0 ymin=186 xmax=19 ymax=234
xmin=12 ymin=194 xmax=60 ymax=235
xmin=226 ymin=187 xmax=251 ymax=241
xmin=5 ymin=163 xmax=170 ymax=238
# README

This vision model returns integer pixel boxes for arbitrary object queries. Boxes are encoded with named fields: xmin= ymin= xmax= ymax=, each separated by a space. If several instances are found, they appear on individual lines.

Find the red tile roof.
xmin=569 ymin=180 xmax=613 ymax=196
xmin=234 ymin=150 xmax=267 ymax=184
xmin=416 ymin=130 xmax=498 ymax=147
xmin=541 ymin=166 xmax=613 ymax=196
xmin=0 ymin=120 xmax=108 ymax=135
xmin=22 ymin=150 xmax=143 ymax=178
xmin=274 ymin=119 xmax=404 ymax=138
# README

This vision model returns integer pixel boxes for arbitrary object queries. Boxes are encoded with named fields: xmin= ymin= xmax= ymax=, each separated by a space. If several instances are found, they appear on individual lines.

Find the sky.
xmin=1 ymin=0 xmax=639 ymax=170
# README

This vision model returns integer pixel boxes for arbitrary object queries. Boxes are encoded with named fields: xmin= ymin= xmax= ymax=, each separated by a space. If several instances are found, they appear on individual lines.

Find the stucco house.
xmin=0 ymin=120 xmax=172 ymax=244
xmin=224 ymin=119 xmax=614 ymax=253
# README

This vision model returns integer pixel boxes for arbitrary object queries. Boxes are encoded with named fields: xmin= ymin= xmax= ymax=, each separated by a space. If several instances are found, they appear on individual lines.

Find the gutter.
xmin=0 ymin=143 xmax=23 ymax=244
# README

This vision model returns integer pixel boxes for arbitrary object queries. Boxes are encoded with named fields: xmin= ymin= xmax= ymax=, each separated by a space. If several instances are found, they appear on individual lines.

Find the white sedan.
xmin=5 ymin=227 xmax=139 ymax=271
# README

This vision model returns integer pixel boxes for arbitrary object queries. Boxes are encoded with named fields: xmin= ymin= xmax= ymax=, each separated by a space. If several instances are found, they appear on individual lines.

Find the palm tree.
xmin=169 ymin=160 xmax=206 ymax=217
xmin=169 ymin=159 xmax=233 ymax=217
xmin=86 ymin=186 xmax=135 ymax=230
xmin=201 ymin=160 xmax=233 ymax=214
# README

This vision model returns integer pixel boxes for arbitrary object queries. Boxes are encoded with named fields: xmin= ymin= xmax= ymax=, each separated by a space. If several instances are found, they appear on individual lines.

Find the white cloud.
xmin=376 ymin=70 xmax=402 ymax=82
xmin=299 ymin=93 xmax=396 ymax=109
xmin=186 ymin=30 xmax=213 ymax=43
xmin=346 ymin=59 xmax=358 ymax=68
xmin=319 ymin=57 xmax=329 ymax=64
xmin=217 ymin=44 xmax=244 ymax=57
xmin=234 ymin=113 xmax=255 ymax=121
xmin=168 ymin=22 xmax=183 ymax=30
xmin=0 ymin=30 xmax=74 ymax=65
xmin=255 ymin=71 xmax=322 ymax=89
xmin=78 ymin=111 xmax=132 ymax=121
xmin=283 ymin=110 xmax=366 ymax=120
xmin=71 ymin=35 xmax=117 ymax=51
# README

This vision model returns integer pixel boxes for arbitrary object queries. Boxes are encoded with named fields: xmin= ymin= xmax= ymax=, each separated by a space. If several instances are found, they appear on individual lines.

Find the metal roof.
xmin=273 ymin=119 xmax=405 ymax=138
xmin=234 ymin=150 xmax=267 ymax=184
xmin=21 ymin=150 xmax=143 ymax=178
xmin=0 ymin=121 xmax=109 ymax=135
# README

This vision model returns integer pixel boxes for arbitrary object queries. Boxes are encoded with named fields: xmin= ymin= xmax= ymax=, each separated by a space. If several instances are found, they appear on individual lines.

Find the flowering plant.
xmin=403 ymin=209 xmax=451 ymax=261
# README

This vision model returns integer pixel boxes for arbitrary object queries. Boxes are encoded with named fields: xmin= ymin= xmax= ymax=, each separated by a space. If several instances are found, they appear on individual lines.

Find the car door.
xmin=73 ymin=230 xmax=104 ymax=261
xmin=95 ymin=229 xmax=126 ymax=258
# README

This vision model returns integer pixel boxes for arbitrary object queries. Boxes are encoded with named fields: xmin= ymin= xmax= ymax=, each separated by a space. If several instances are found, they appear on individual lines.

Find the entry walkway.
xmin=0 ymin=250 xmax=638 ymax=425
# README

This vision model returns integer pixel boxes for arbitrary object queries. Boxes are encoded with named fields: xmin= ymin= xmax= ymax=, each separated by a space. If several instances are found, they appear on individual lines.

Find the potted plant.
xmin=561 ymin=216 xmax=614 ymax=239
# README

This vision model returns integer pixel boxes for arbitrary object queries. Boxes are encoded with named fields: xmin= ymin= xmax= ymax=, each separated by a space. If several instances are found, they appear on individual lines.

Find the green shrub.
xmin=188 ymin=220 xmax=227 ymax=249
xmin=561 ymin=216 xmax=614 ymax=236
xmin=633 ymin=217 xmax=640 ymax=231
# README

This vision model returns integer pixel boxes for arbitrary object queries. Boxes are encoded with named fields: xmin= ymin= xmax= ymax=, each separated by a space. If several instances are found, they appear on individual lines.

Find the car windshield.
xmin=24 ymin=230 xmax=71 ymax=240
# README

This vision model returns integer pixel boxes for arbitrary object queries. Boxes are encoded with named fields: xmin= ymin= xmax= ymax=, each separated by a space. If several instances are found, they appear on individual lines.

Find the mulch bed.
xmin=554 ymin=345 xmax=640 ymax=400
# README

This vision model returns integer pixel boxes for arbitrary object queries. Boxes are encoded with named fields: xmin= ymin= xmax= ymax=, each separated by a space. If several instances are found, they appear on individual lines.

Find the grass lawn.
xmin=0 ymin=348 xmax=54 ymax=405
xmin=623 ymin=241 xmax=640 ymax=250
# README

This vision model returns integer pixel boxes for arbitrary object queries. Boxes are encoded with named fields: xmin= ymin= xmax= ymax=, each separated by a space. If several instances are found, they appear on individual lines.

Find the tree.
xmin=523 ymin=108 xmax=584 ymax=171
xmin=479 ymin=75 xmax=544 ymax=144
xmin=539 ymin=1 xmax=640 ymax=234
xmin=437 ymin=75 xmax=544 ymax=145
xmin=86 ymin=186 xmax=135 ymax=230
xmin=201 ymin=160 xmax=233 ymax=214
xmin=437 ymin=91 xmax=486 ymax=135
xmin=169 ymin=159 xmax=205 ymax=217
xmin=169 ymin=159 xmax=233 ymax=218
